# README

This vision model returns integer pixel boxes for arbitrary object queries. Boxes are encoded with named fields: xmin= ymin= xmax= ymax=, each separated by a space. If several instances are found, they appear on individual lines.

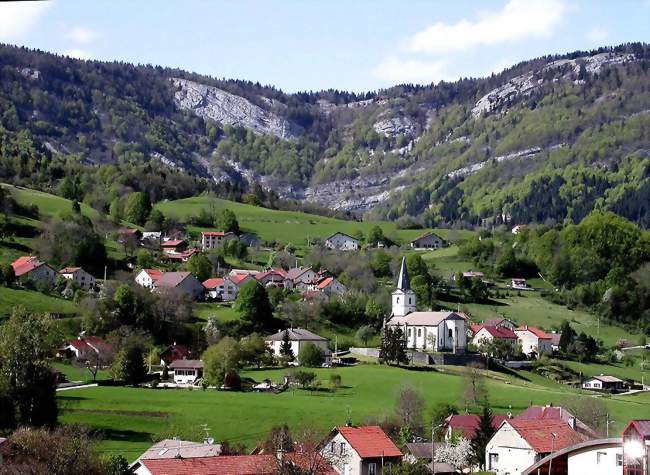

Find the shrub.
xmin=298 ymin=342 xmax=324 ymax=367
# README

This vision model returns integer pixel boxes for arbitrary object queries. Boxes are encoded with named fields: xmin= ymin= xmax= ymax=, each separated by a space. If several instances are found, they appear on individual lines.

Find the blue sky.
xmin=1 ymin=0 xmax=648 ymax=92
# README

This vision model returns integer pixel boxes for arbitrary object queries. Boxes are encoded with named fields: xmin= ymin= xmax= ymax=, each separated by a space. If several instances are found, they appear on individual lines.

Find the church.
xmin=385 ymin=257 xmax=468 ymax=353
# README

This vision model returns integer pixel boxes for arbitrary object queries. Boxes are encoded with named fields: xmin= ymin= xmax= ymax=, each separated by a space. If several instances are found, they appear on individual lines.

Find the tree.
xmin=86 ymin=347 xmax=115 ymax=382
xmin=202 ymin=337 xmax=241 ymax=386
xmin=370 ymin=250 xmax=392 ymax=277
xmin=102 ymin=454 xmax=134 ymax=475
xmin=462 ymin=363 xmax=487 ymax=410
xmin=471 ymin=404 xmax=496 ymax=470
xmin=294 ymin=370 xmax=316 ymax=389
xmin=367 ymin=225 xmax=385 ymax=247
xmin=329 ymin=374 xmax=342 ymax=390
xmin=1 ymin=262 xmax=15 ymax=287
xmin=411 ymin=275 xmax=432 ymax=308
xmin=203 ymin=316 xmax=221 ymax=346
xmin=355 ymin=325 xmax=374 ymax=346
xmin=299 ymin=342 xmax=324 ymax=367
xmin=124 ymin=192 xmax=151 ymax=225
xmin=383 ymin=461 xmax=431 ymax=475
xmin=430 ymin=402 xmax=458 ymax=438
xmin=379 ymin=326 xmax=408 ymax=365
xmin=558 ymin=320 xmax=576 ymax=353
xmin=394 ymin=386 xmax=425 ymax=435
xmin=136 ymin=249 xmax=155 ymax=268
xmin=240 ymin=333 xmax=274 ymax=368
xmin=406 ymin=254 xmax=429 ymax=280
xmin=234 ymin=281 xmax=273 ymax=332
xmin=0 ymin=309 xmax=59 ymax=429
xmin=217 ymin=209 xmax=239 ymax=234
xmin=112 ymin=344 xmax=147 ymax=386
xmin=185 ymin=253 xmax=212 ymax=282
xmin=435 ymin=436 xmax=472 ymax=471
xmin=146 ymin=209 xmax=165 ymax=231
xmin=279 ymin=330 xmax=295 ymax=361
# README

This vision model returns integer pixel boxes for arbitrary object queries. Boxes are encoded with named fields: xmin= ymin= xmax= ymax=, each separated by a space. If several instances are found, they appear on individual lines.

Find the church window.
xmin=448 ymin=329 xmax=453 ymax=338
xmin=396 ymin=297 xmax=400 ymax=303
xmin=417 ymin=329 xmax=421 ymax=337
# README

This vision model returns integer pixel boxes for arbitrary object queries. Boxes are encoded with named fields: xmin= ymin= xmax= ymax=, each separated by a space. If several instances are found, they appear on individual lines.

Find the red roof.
xmin=337 ymin=426 xmax=402 ymax=459
xmin=470 ymin=324 xmax=483 ymax=334
xmin=203 ymin=278 xmax=225 ymax=289
xmin=230 ymin=274 xmax=253 ymax=285
xmin=256 ymin=268 xmax=288 ymax=280
xmin=202 ymin=231 xmax=228 ymax=237
xmin=317 ymin=277 xmax=333 ymax=290
xmin=507 ymin=419 xmax=586 ymax=453
xmin=623 ymin=420 xmax=650 ymax=438
xmin=140 ymin=454 xmax=336 ymax=475
xmin=445 ymin=414 xmax=507 ymax=439
xmin=143 ymin=269 xmax=164 ymax=282
xmin=162 ymin=239 xmax=186 ymax=247
xmin=477 ymin=325 xmax=518 ymax=339
xmin=59 ymin=267 xmax=82 ymax=274
xmin=11 ymin=256 xmax=48 ymax=277
xmin=516 ymin=325 xmax=552 ymax=339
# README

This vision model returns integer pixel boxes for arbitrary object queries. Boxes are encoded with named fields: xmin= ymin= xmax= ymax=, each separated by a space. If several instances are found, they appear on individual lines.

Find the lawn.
xmin=0 ymin=287 xmax=79 ymax=316
xmin=2 ymin=184 xmax=99 ymax=220
xmin=156 ymin=194 xmax=473 ymax=249
xmin=53 ymin=362 xmax=111 ymax=383
xmin=57 ymin=363 xmax=650 ymax=459
xmin=193 ymin=302 xmax=239 ymax=323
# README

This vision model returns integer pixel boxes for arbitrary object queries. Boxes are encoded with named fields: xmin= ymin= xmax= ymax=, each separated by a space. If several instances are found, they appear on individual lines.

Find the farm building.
xmin=324 ymin=232 xmax=359 ymax=251
xmin=59 ymin=266 xmax=96 ymax=289
xmin=203 ymin=276 xmax=239 ymax=301
xmin=134 ymin=268 xmax=164 ymax=289
xmin=410 ymin=232 xmax=445 ymax=250
xmin=582 ymin=375 xmax=627 ymax=393
xmin=153 ymin=272 xmax=204 ymax=299
xmin=11 ymin=256 xmax=56 ymax=285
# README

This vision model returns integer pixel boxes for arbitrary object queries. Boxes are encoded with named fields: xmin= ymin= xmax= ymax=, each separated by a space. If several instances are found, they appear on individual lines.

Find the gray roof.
xmin=137 ymin=439 xmax=222 ymax=460
xmin=396 ymin=257 xmax=410 ymax=290
xmin=404 ymin=442 xmax=444 ymax=459
xmin=266 ymin=328 xmax=328 ymax=342
xmin=287 ymin=267 xmax=311 ymax=281
xmin=388 ymin=311 xmax=464 ymax=327
xmin=169 ymin=359 xmax=204 ymax=369
xmin=155 ymin=272 xmax=192 ymax=288
xmin=590 ymin=375 xmax=624 ymax=383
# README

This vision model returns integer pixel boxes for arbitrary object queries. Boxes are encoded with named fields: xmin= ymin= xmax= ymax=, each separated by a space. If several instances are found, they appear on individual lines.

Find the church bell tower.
xmin=392 ymin=257 xmax=416 ymax=317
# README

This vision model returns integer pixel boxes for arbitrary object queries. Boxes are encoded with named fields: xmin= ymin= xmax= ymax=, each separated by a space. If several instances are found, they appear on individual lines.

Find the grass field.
xmin=156 ymin=194 xmax=473 ymax=248
xmin=2 ymin=184 xmax=99 ymax=220
xmin=57 ymin=363 xmax=650 ymax=459
xmin=193 ymin=303 xmax=239 ymax=322
xmin=0 ymin=287 xmax=79 ymax=316
xmin=53 ymin=362 xmax=110 ymax=383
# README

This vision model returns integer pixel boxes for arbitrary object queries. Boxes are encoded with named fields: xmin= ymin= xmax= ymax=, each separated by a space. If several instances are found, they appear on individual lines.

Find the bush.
xmin=298 ymin=342 xmax=324 ymax=367
xmin=294 ymin=370 xmax=316 ymax=389
xmin=329 ymin=374 xmax=342 ymax=389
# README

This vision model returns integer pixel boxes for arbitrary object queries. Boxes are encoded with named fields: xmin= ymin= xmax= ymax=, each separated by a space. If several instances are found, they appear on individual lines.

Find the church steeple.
xmin=392 ymin=256 xmax=416 ymax=317
xmin=396 ymin=257 xmax=410 ymax=290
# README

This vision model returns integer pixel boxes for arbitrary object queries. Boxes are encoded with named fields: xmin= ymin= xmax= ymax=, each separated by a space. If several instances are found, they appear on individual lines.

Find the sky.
xmin=0 ymin=0 xmax=649 ymax=93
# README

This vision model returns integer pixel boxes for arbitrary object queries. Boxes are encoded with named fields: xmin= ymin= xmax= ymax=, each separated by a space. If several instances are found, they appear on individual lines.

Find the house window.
xmin=616 ymin=453 xmax=623 ymax=466
xmin=488 ymin=453 xmax=499 ymax=470
xmin=330 ymin=442 xmax=335 ymax=453
xmin=368 ymin=463 xmax=377 ymax=475
xmin=339 ymin=442 xmax=346 ymax=455
xmin=597 ymin=451 xmax=606 ymax=464
xmin=417 ymin=329 xmax=421 ymax=337
xmin=408 ymin=328 xmax=412 ymax=336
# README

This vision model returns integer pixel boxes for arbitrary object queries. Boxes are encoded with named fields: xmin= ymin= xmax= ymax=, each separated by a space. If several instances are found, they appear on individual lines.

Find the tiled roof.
xmin=230 ymin=274 xmax=253 ymax=285
xmin=256 ymin=268 xmax=288 ymax=280
xmin=337 ymin=425 xmax=402 ymax=458
xmin=317 ymin=277 xmax=334 ymax=289
xmin=470 ymin=324 xmax=483 ymax=334
xmin=161 ymin=239 xmax=186 ymax=247
xmin=202 ymin=231 xmax=229 ymax=237
xmin=387 ymin=311 xmax=464 ymax=327
xmin=411 ymin=231 xmax=442 ymax=243
xmin=445 ymin=414 xmax=507 ymax=439
xmin=169 ymin=359 xmax=204 ymax=370
xmin=142 ymin=269 xmax=164 ymax=281
xmin=516 ymin=325 xmax=552 ymax=339
xmin=325 ymin=232 xmax=359 ymax=242
xmin=591 ymin=375 xmax=624 ymax=383
xmin=203 ymin=278 xmax=224 ymax=289
xmin=137 ymin=439 xmax=222 ymax=460
xmin=155 ymin=272 xmax=192 ymax=288
xmin=265 ymin=328 xmax=327 ymax=342
xmin=476 ymin=325 xmax=518 ymax=339
xmin=287 ymin=267 xmax=311 ymax=281
xmin=515 ymin=405 xmax=598 ymax=438
xmin=484 ymin=317 xmax=512 ymax=327
xmin=11 ymin=256 xmax=47 ymax=277
xmin=507 ymin=419 xmax=586 ymax=453
xmin=59 ymin=267 xmax=82 ymax=274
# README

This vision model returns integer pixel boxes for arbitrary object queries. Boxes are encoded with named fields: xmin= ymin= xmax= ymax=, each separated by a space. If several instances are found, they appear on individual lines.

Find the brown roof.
xmin=590 ymin=375 xmax=624 ymax=383
xmin=624 ymin=420 xmax=650 ymax=438
xmin=265 ymin=328 xmax=327 ymax=342
xmin=169 ymin=359 xmax=204 ymax=370
xmin=155 ymin=272 xmax=192 ymax=288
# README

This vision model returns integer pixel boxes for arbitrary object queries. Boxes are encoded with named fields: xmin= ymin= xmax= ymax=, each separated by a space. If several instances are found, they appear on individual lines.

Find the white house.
xmin=385 ymin=258 xmax=467 ymax=352
xmin=202 ymin=276 xmax=238 ymax=301
xmin=483 ymin=317 xmax=517 ymax=330
xmin=57 ymin=336 xmax=112 ymax=362
xmin=59 ymin=267 xmax=96 ymax=289
xmin=135 ymin=268 xmax=165 ymax=289
xmin=11 ymin=256 xmax=56 ymax=286
xmin=522 ymin=438 xmax=623 ymax=475
xmin=153 ymin=272 xmax=204 ymax=300
xmin=471 ymin=325 xmax=518 ymax=349
xmin=168 ymin=359 xmax=203 ymax=385
xmin=324 ymin=232 xmax=360 ymax=251
xmin=265 ymin=328 xmax=330 ymax=363
xmin=285 ymin=266 xmax=317 ymax=291
xmin=410 ymin=232 xmax=445 ymax=250
xmin=582 ymin=375 xmax=626 ymax=392
xmin=201 ymin=231 xmax=237 ymax=251
xmin=320 ymin=426 xmax=402 ymax=475
xmin=511 ymin=278 xmax=532 ymax=290
xmin=515 ymin=325 xmax=553 ymax=357
xmin=486 ymin=419 xmax=585 ymax=475
xmin=314 ymin=276 xmax=348 ymax=296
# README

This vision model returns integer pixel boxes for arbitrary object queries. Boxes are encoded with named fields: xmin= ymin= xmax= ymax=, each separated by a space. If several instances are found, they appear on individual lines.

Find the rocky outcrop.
xmin=446 ymin=147 xmax=543 ymax=179
xmin=171 ymin=78 xmax=303 ymax=140
xmin=373 ymin=115 xmax=416 ymax=138
xmin=472 ymin=52 xmax=635 ymax=117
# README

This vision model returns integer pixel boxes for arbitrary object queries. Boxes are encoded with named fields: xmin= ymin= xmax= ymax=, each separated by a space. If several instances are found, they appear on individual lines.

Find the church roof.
xmin=396 ymin=257 xmax=410 ymax=290
xmin=387 ymin=311 xmax=464 ymax=326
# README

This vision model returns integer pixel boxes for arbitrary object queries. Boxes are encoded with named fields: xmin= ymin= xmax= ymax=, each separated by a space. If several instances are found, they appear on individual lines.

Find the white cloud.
xmin=66 ymin=26 xmax=97 ymax=44
xmin=64 ymin=49 xmax=93 ymax=60
xmin=586 ymin=26 xmax=609 ymax=42
xmin=0 ymin=1 xmax=51 ymax=42
xmin=407 ymin=0 xmax=568 ymax=54
xmin=373 ymin=57 xmax=452 ymax=84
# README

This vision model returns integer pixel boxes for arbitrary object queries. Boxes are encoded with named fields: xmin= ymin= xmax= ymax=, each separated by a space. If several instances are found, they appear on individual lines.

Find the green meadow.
xmin=0 ymin=287 xmax=79 ymax=316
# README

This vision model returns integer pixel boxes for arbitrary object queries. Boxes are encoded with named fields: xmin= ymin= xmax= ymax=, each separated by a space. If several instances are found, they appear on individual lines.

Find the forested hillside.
xmin=0 ymin=42 xmax=648 ymax=227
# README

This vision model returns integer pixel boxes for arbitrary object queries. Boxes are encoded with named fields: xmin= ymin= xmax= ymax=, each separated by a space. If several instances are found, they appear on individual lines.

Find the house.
xmin=482 ymin=317 xmax=517 ymax=331
xmin=130 ymin=439 xmax=223 ymax=473
xmin=203 ymin=276 xmax=239 ymax=301
xmin=462 ymin=271 xmax=484 ymax=279
xmin=320 ymin=425 xmax=402 ymax=475
xmin=159 ymin=343 xmax=191 ymax=366
xmin=522 ymin=437 xmax=623 ymax=475
xmin=201 ymin=231 xmax=237 ymax=251
xmin=265 ymin=328 xmax=330 ymax=363
xmin=229 ymin=272 xmax=257 ymax=289
xmin=162 ymin=247 xmax=199 ymax=263
xmin=256 ymin=268 xmax=288 ymax=287
xmin=410 ymin=232 xmax=445 ymax=250
xmin=385 ymin=258 xmax=467 ymax=352
xmin=229 ymin=269 xmax=259 ymax=277
xmin=443 ymin=414 xmax=508 ymax=441
xmin=485 ymin=419 xmax=586 ymax=475
xmin=154 ymin=272 xmax=204 ymax=299
xmin=511 ymin=278 xmax=531 ymax=290
xmin=285 ymin=266 xmax=317 ymax=291
xmin=133 ymin=453 xmax=336 ymax=475
xmin=135 ymin=268 xmax=164 ymax=289
xmin=515 ymin=405 xmax=599 ymax=439
xmin=549 ymin=333 xmax=562 ymax=353
xmin=168 ymin=359 xmax=203 ymax=384
xmin=57 ymin=336 xmax=111 ymax=362
xmin=314 ymin=276 xmax=348 ymax=296
xmin=324 ymin=232 xmax=360 ymax=251
xmin=161 ymin=239 xmax=188 ymax=254
xmin=621 ymin=420 xmax=650 ymax=475
xmin=515 ymin=325 xmax=553 ymax=357
xmin=471 ymin=325 xmax=518 ymax=349
xmin=582 ymin=375 xmax=627 ymax=393
xmin=59 ymin=267 xmax=96 ymax=289
xmin=11 ymin=256 xmax=56 ymax=285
